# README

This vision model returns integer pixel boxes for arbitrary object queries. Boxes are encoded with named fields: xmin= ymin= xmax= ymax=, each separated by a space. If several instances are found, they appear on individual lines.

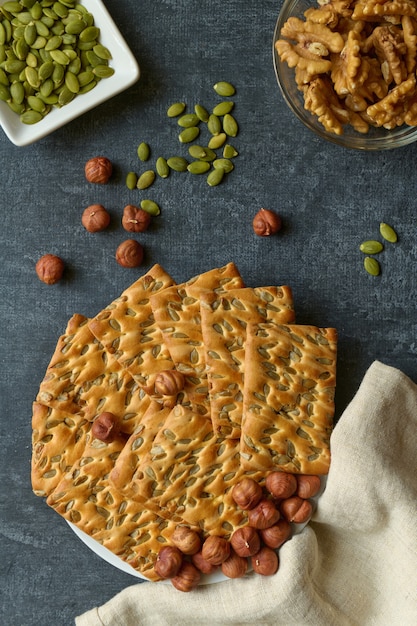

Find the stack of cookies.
xmin=31 ymin=262 xmax=337 ymax=582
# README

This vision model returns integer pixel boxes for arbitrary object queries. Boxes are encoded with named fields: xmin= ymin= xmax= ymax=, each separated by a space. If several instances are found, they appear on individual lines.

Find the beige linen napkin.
xmin=76 ymin=361 xmax=417 ymax=626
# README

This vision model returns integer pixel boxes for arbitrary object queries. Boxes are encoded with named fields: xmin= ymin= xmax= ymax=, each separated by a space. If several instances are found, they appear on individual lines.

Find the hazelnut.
xmin=247 ymin=499 xmax=280 ymax=530
xmin=201 ymin=535 xmax=230 ymax=565
xmin=171 ymin=526 xmax=201 ymax=555
xmin=253 ymin=208 xmax=282 ymax=236
xmin=296 ymin=475 xmax=322 ymax=499
xmin=35 ymin=254 xmax=65 ymax=285
xmin=230 ymin=526 xmax=261 ymax=557
xmin=265 ymin=471 xmax=297 ymax=500
xmin=260 ymin=519 xmax=291 ymax=549
xmin=115 ymin=239 xmax=144 ymax=268
xmin=154 ymin=370 xmax=185 ymax=396
xmin=221 ymin=548 xmax=248 ymax=579
xmin=231 ymin=477 xmax=263 ymax=510
xmin=191 ymin=550 xmax=218 ymax=575
xmin=91 ymin=412 xmax=119 ymax=442
xmin=85 ymin=156 xmax=112 ymax=184
xmin=251 ymin=546 xmax=279 ymax=576
xmin=154 ymin=545 xmax=183 ymax=579
xmin=280 ymin=496 xmax=313 ymax=524
xmin=122 ymin=205 xmax=151 ymax=233
xmin=81 ymin=204 xmax=110 ymax=232
xmin=171 ymin=561 xmax=201 ymax=592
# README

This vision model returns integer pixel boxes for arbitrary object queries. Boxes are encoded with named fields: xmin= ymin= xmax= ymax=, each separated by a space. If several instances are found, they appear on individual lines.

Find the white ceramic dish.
xmin=0 ymin=0 xmax=140 ymax=146
xmin=67 ymin=476 xmax=326 ymax=585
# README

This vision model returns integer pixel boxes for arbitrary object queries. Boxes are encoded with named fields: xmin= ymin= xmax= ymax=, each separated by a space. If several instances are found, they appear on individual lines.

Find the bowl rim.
xmin=0 ymin=0 xmax=140 ymax=147
xmin=272 ymin=0 xmax=417 ymax=151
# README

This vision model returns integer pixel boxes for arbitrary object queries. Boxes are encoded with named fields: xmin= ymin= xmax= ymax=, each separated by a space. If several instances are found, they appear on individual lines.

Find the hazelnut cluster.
xmin=153 ymin=472 xmax=321 ymax=591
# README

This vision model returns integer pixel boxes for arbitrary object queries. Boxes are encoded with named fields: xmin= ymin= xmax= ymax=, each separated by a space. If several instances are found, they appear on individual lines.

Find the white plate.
xmin=0 ymin=0 xmax=140 ymax=146
xmin=67 ymin=476 xmax=326 ymax=585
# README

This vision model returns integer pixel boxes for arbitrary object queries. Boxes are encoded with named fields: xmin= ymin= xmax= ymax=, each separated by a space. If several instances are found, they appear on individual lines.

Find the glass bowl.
xmin=272 ymin=0 xmax=417 ymax=150
xmin=0 ymin=0 xmax=140 ymax=147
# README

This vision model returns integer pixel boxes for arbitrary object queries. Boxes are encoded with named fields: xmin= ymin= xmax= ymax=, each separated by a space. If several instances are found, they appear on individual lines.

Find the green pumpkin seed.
xmin=20 ymin=109 xmax=43 ymax=124
xmin=77 ymin=70 xmax=94 ymax=86
xmin=7 ymin=99 xmax=24 ymax=113
xmin=27 ymin=94 xmax=46 ymax=112
xmin=0 ymin=82 xmax=10 ymax=101
xmin=188 ymin=144 xmax=207 ymax=159
xmin=208 ymin=132 xmax=226 ymax=150
xmin=0 ymin=67 xmax=9 ymax=86
xmin=223 ymin=143 xmax=238 ymax=158
xmin=93 ymin=44 xmax=112 ymax=60
xmin=39 ymin=78 xmax=54 ymax=96
xmin=78 ymin=79 xmax=97 ymax=94
xmin=156 ymin=156 xmax=170 ymax=178
xmin=213 ymin=158 xmax=234 ymax=173
xmin=140 ymin=199 xmax=160 ymax=216
xmin=137 ymin=170 xmax=156 ymax=189
xmin=178 ymin=126 xmax=200 ymax=143
xmin=38 ymin=60 xmax=54 ymax=81
xmin=65 ymin=70 xmax=79 ymax=93
xmin=167 ymin=156 xmax=188 ymax=172
xmin=25 ymin=65 xmax=39 ymax=87
xmin=379 ymin=222 xmax=398 ymax=243
xmin=4 ymin=59 xmax=26 ymax=73
xmin=137 ymin=142 xmax=150 ymax=162
xmin=213 ymin=101 xmax=234 ymax=116
xmin=364 ymin=257 xmax=380 ymax=276
xmin=3 ymin=2 xmax=23 ymax=13
xmin=167 ymin=101 xmax=185 ymax=117
xmin=10 ymin=80 xmax=24 ymax=103
xmin=207 ymin=113 xmax=221 ymax=136
xmin=207 ymin=167 xmax=225 ymax=186
xmin=359 ymin=240 xmax=383 ymax=254
xmin=197 ymin=147 xmax=216 ymax=162
xmin=223 ymin=113 xmax=238 ymax=137
xmin=194 ymin=103 xmax=209 ymax=122
xmin=0 ymin=23 xmax=5 ymax=46
xmin=49 ymin=48 xmax=70 ymax=64
xmin=45 ymin=34 xmax=62 ymax=50
xmin=35 ymin=20 xmax=50 ymax=38
xmin=65 ymin=18 xmax=87 ymax=36
xmin=126 ymin=171 xmax=138 ymax=189
xmin=92 ymin=64 xmax=114 ymax=78
xmin=213 ymin=81 xmax=235 ymax=96
xmin=79 ymin=25 xmax=99 ymax=42
xmin=187 ymin=160 xmax=210 ymax=174
xmin=24 ymin=22 xmax=37 ymax=45
xmin=57 ymin=84 xmax=74 ymax=105
xmin=177 ymin=113 xmax=199 ymax=128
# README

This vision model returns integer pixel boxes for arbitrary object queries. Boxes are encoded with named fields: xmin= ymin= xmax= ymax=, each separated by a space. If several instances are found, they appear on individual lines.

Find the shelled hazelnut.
xmin=115 ymin=239 xmax=144 ymax=268
xmin=231 ymin=477 xmax=263 ymax=510
xmin=280 ymin=496 xmax=313 ymax=524
xmin=35 ymin=254 xmax=65 ymax=285
xmin=252 ymin=208 xmax=282 ymax=236
xmin=265 ymin=471 xmax=297 ymax=500
xmin=221 ymin=549 xmax=248 ymax=579
xmin=260 ymin=519 xmax=291 ymax=549
xmin=91 ymin=412 xmax=119 ymax=443
xmin=171 ymin=526 xmax=201 ymax=555
xmin=81 ymin=204 xmax=110 ymax=232
xmin=247 ymin=499 xmax=280 ymax=530
xmin=296 ymin=475 xmax=321 ymax=499
xmin=154 ymin=370 xmax=185 ymax=396
xmin=191 ymin=550 xmax=218 ymax=575
xmin=85 ymin=156 xmax=113 ymax=184
xmin=230 ymin=526 xmax=260 ymax=557
xmin=201 ymin=535 xmax=230 ymax=565
xmin=171 ymin=561 xmax=201 ymax=592
xmin=122 ymin=205 xmax=151 ymax=233
xmin=251 ymin=546 xmax=279 ymax=576
xmin=154 ymin=546 xmax=183 ymax=579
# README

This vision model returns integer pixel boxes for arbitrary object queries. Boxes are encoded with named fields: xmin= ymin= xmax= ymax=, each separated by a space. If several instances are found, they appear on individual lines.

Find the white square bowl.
xmin=0 ymin=0 xmax=140 ymax=146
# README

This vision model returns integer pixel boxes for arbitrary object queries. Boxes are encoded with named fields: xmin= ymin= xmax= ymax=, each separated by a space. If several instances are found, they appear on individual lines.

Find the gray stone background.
xmin=1 ymin=1 xmax=416 ymax=624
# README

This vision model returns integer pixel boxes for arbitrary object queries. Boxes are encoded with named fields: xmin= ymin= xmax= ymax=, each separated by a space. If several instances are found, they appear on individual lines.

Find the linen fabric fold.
xmin=76 ymin=361 xmax=417 ymax=626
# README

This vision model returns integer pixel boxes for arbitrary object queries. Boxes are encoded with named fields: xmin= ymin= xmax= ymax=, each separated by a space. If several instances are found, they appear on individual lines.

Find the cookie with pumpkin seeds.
xmin=240 ymin=322 xmax=337 ymax=475
xmin=31 ymin=401 xmax=90 ymax=498
xmin=199 ymin=286 xmax=295 ymax=438
xmin=36 ymin=313 xmax=151 ymax=433
xmin=88 ymin=264 xmax=176 ymax=390
xmin=45 ymin=421 xmax=182 ymax=581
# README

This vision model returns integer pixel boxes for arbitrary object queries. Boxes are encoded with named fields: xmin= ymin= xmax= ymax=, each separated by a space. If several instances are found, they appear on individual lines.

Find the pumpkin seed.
xmin=93 ymin=43 xmax=112 ymax=60
xmin=364 ymin=257 xmax=380 ymax=276
xmin=207 ymin=113 xmax=221 ymax=135
xmin=0 ymin=82 xmax=10 ymax=101
xmin=140 ymin=199 xmax=160 ymax=216
xmin=187 ymin=160 xmax=210 ymax=174
xmin=65 ymin=70 xmax=79 ymax=93
xmin=207 ymin=167 xmax=225 ymax=186
xmin=27 ymin=94 xmax=46 ymax=112
xmin=177 ymin=112 xmax=199 ymax=127
xmin=380 ymin=222 xmax=398 ymax=243
xmin=213 ymin=100 xmax=234 ymax=116
xmin=126 ymin=171 xmax=138 ymax=190
xmin=178 ymin=126 xmax=200 ymax=143
xmin=137 ymin=170 xmax=156 ymax=190
xmin=223 ymin=143 xmax=238 ymax=158
xmin=213 ymin=158 xmax=233 ymax=173
xmin=167 ymin=156 xmax=188 ymax=172
xmin=92 ymin=64 xmax=114 ymax=78
xmin=10 ymin=80 xmax=24 ymax=103
xmin=194 ymin=103 xmax=209 ymax=121
xmin=20 ymin=109 xmax=43 ymax=124
xmin=223 ymin=113 xmax=238 ymax=136
xmin=188 ymin=144 xmax=207 ymax=159
xmin=156 ymin=156 xmax=170 ymax=178
xmin=208 ymin=132 xmax=226 ymax=149
xmin=79 ymin=25 xmax=99 ymax=42
xmin=167 ymin=101 xmax=185 ymax=117
xmin=359 ymin=240 xmax=383 ymax=254
xmin=213 ymin=81 xmax=235 ymax=96
xmin=137 ymin=141 xmax=150 ymax=161
xmin=57 ymin=84 xmax=74 ymax=105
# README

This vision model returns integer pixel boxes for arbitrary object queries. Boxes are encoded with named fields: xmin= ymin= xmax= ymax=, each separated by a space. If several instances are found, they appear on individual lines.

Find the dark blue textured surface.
xmin=1 ymin=1 xmax=416 ymax=624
